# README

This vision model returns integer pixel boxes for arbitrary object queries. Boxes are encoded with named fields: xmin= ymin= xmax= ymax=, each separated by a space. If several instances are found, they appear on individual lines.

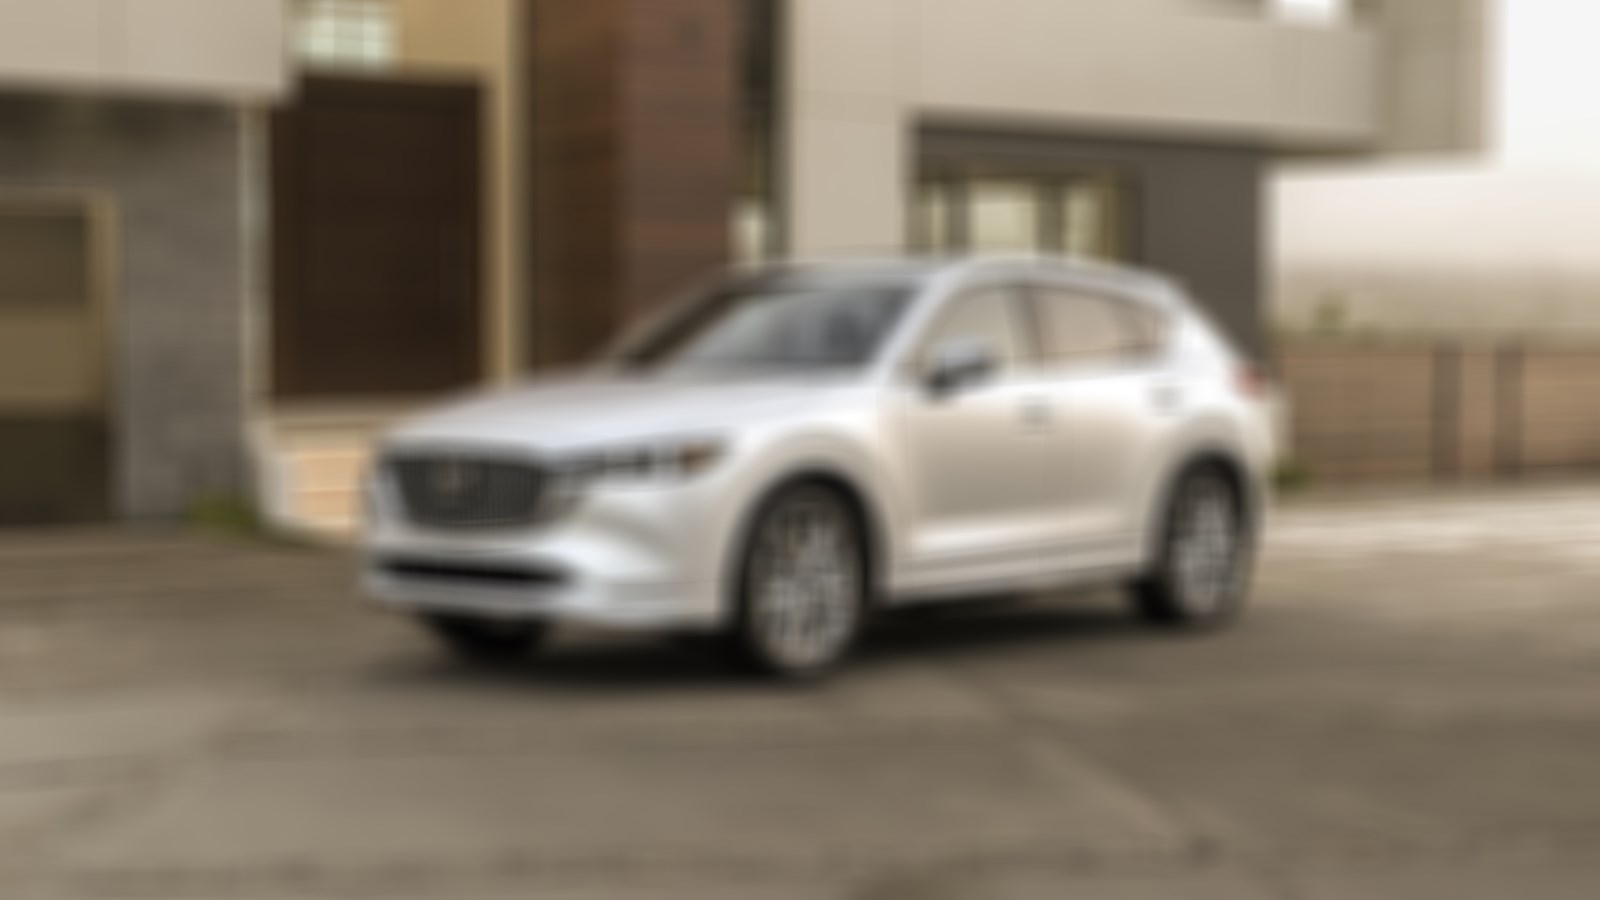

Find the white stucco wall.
xmin=0 ymin=0 xmax=287 ymax=100
xmin=785 ymin=0 xmax=1380 ymax=255
xmin=908 ymin=1 xmax=1377 ymax=142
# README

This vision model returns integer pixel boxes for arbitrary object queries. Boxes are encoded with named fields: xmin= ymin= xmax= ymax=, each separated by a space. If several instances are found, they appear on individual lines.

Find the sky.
xmin=1496 ymin=0 xmax=1600 ymax=169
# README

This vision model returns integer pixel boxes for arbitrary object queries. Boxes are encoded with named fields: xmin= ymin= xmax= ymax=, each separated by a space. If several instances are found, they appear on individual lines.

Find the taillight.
xmin=1236 ymin=363 xmax=1270 ymax=400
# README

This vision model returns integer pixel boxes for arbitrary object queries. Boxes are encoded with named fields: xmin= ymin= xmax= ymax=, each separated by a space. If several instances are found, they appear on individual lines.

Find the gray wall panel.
xmin=921 ymin=127 xmax=1267 ymax=359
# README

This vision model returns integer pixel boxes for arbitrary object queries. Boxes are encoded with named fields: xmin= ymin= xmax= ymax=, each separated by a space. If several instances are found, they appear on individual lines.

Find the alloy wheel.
xmin=1170 ymin=475 xmax=1242 ymax=618
xmin=746 ymin=492 xmax=864 ymax=673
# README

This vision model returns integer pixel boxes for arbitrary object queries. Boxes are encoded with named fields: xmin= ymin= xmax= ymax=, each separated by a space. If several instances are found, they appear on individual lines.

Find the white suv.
xmin=364 ymin=258 xmax=1273 ymax=677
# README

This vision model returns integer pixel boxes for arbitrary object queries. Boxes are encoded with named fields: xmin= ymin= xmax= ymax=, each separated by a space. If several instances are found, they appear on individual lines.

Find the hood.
xmin=386 ymin=369 xmax=860 ymax=451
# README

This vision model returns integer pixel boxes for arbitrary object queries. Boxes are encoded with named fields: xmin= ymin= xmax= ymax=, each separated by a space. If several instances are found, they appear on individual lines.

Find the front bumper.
xmin=362 ymin=467 xmax=737 ymax=632
xmin=365 ymin=565 xmax=719 ymax=630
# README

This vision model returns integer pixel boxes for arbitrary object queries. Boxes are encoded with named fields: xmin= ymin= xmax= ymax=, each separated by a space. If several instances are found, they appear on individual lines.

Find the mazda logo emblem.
xmin=431 ymin=461 xmax=478 ymax=505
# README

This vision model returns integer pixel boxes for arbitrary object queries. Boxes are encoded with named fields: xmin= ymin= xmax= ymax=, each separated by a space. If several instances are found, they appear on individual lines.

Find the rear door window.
xmin=1032 ymin=287 xmax=1168 ymax=368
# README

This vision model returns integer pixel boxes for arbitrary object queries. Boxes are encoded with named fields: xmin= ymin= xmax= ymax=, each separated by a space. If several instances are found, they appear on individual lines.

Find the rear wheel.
xmin=1132 ymin=464 xmax=1253 ymax=629
xmin=732 ymin=484 xmax=868 ymax=678
xmin=420 ymin=615 xmax=549 ymax=664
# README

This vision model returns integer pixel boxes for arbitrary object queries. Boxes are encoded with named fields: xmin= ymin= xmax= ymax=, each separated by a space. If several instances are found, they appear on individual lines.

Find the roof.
xmin=750 ymin=254 xmax=1179 ymax=293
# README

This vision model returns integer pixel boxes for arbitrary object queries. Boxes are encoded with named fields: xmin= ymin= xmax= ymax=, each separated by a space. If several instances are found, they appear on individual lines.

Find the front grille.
xmin=387 ymin=456 xmax=546 ymax=529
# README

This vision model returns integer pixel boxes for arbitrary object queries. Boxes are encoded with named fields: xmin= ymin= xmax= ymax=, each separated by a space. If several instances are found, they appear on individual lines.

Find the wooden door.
xmin=272 ymin=75 xmax=485 ymax=398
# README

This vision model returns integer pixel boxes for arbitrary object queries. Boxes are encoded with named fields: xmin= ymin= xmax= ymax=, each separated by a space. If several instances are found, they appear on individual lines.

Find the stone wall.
xmin=0 ymin=92 xmax=249 ymax=519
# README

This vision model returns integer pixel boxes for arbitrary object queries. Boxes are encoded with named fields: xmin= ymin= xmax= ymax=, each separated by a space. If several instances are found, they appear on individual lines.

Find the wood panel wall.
xmin=1519 ymin=350 xmax=1600 ymax=470
xmin=525 ymin=0 xmax=741 ymax=366
xmin=1281 ymin=345 xmax=1442 ymax=483
xmin=1282 ymin=342 xmax=1600 ymax=484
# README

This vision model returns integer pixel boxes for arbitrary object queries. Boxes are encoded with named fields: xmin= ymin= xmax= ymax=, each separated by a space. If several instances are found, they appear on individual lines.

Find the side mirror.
xmin=924 ymin=338 xmax=999 ymax=397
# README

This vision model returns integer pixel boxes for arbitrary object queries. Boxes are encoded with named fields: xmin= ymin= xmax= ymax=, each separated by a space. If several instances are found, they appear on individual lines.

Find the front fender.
xmin=702 ymin=426 xmax=895 ymax=616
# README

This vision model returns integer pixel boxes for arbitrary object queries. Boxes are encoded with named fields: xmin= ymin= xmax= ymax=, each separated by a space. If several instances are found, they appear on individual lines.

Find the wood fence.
xmin=1279 ymin=342 xmax=1600 ymax=483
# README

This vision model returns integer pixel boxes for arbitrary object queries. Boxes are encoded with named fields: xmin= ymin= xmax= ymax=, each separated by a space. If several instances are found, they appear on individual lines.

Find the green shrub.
xmin=185 ymin=493 xmax=318 ymax=549
xmin=186 ymin=493 xmax=264 ymax=535
xmin=1273 ymin=459 xmax=1315 ymax=494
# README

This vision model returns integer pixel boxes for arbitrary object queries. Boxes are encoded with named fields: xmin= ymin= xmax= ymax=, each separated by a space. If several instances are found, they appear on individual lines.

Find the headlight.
xmin=549 ymin=438 xmax=728 ymax=491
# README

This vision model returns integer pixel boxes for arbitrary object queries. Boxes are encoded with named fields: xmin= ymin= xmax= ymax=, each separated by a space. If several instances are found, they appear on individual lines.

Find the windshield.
xmin=619 ymin=272 xmax=919 ymax=373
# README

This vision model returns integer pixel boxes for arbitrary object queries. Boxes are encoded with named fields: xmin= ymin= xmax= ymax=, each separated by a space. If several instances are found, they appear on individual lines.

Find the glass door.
xmin=969 ymin=179 xmax=1044 ymax=253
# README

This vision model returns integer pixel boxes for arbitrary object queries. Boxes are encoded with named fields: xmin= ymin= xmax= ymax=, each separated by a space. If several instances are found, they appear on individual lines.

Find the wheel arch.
xmin=724 ymin=465 xmax=891 ymax=617
xmin=1145 ymin=447 xmax=1262 ymax=564
xmin=1164 ymin=445 xmax=1260 ymax=534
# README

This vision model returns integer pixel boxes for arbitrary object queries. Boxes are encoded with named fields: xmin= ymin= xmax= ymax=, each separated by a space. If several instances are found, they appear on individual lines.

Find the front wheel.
xmin=731 ymin=484 xmax=869 ymax=678
xmin=1131 ymin=465 xmax=1254 ymax=629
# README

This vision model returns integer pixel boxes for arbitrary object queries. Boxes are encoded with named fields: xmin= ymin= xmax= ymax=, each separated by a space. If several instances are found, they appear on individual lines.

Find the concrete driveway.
xmin=2 ymin=485 xmax=1600 ymax=899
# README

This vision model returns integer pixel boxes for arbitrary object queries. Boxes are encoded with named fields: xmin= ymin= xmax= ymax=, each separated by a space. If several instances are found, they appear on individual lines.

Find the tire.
xmin=730 ymin=483 xmax=869 ymax=678
xmin=420 ymin=615 xmax=549 ymax=664
xmin=1131 ymin=463 xmax=1254 ymax=629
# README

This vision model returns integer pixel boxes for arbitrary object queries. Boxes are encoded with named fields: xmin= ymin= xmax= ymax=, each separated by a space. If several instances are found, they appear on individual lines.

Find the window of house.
xmin=1059 ymin=178 xmax=1123 ymax=260
xmin=969 ymin=180 xmax=1042 ymax=254
xmin=915 ymin=182 xmax=955 ymax=254
xmin=737 ymin=1 xmax=785 ymax=263
xmin=914 ymin=172 xmax=1130 ymax=262
xmin=735 ymin=199 xmax=771 ymax=264
xmin=0 ymin=211 xmax=92 ymax=310
xmin=0 ymin=197 xmax=105 ymax=411
xmin=736 ymin=124 xmax=778 ymax=263
xmin=1274 ymin=0 xmax=1352 ymax=26
xmin=295 ymin=0 xmax=398 ymax=68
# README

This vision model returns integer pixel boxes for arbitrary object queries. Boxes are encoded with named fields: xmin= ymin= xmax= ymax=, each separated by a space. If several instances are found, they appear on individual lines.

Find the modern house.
xmin=0 ymin=0 xmax=1478 ymax=531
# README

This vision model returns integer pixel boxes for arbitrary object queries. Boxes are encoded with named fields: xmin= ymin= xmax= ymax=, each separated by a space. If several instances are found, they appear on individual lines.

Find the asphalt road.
xmin=2 ymin=484 xmax=1599 ymax=899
